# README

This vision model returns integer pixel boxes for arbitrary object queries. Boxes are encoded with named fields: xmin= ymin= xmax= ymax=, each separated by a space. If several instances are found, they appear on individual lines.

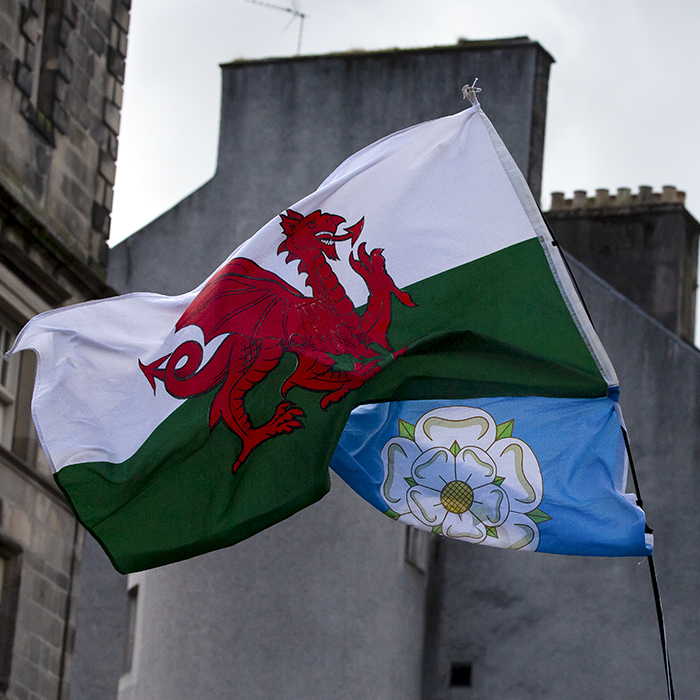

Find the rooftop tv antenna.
xmin=245 ymin=0 xmax=306 ymax=55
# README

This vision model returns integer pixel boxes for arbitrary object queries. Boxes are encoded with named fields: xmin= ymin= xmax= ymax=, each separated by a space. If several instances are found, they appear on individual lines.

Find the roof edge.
xmin=547 ymin=202 xmax=700 ymax=233
xmin=220 ymin=37 xmax=554 ymax=69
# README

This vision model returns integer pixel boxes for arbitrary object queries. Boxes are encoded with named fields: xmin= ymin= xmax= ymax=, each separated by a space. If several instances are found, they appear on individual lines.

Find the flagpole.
xmin=536 ymin=195 xmax=676 ymax=699
xmin=463 ymin=78 xmax=679 ymax=696
xmin=463 ymin=79 xmax=675 ymax=696
xmin=621 ymin=427 xmax=676 ymax=700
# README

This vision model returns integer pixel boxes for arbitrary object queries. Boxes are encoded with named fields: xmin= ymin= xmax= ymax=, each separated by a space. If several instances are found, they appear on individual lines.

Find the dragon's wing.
xmin=176 ymin=258 xmax=307 ymax=342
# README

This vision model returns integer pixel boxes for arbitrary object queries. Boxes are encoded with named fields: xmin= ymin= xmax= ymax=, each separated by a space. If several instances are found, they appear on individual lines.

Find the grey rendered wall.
xmin=108 ymin=39 xmax=552 ymax=296
xmin=421 ymin=257 xmax=699 ymax=700
xmin=118 ymin=477 xmax=429 ymax=700
xmin=548 ymin=204 xmax=699 ymax=343
xmin=70 ymin=537 xmax=127 ymax=700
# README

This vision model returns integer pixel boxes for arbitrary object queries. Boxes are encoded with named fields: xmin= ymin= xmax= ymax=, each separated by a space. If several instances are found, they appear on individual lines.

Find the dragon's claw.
xmin=319 ymin=361 xmax=383 ymax=410
xmin=350 ymin=243 xmax=390 ymax=288
xmin=270 ymin=402 xmax=305 ymax=426
xmin=231 ymin=402 xmax=305 ymax=472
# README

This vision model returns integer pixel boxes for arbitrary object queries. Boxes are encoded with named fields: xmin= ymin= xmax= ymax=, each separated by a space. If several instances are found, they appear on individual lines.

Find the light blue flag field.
xmin=331 ymin=397 xmax=652 ymax=557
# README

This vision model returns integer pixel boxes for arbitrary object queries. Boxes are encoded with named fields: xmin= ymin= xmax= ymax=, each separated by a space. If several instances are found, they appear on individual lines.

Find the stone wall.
xmin=1 ymin=461 xmax=83 ymax=700
xmin=0 ymin=1 xmax=130 ymax=699
xmin=0 ymin=0 xmax=130 ymax=270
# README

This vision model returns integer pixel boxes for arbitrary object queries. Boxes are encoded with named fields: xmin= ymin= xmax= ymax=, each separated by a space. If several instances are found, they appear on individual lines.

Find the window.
xmin=0 ymin=320 xmax=19 ymax=449
xmin=12 ymin=349 xmax=50 ymax=476
xmin=0 ymin=539 xmax=22 ymax=694
xmin=404 ymin=524 xmax=430 ymax=572
xmin=0 ymin=310 xmax=50 ymax=476
xmin=450 ymin=663 xmax=472 ymax=688
xmin=34 ymin=0 xmax=65 ymax=121
xmin=16 ymin=0 xmax=67 ymax=140
xmin=123 ymin=585 xmax=139 ymax=675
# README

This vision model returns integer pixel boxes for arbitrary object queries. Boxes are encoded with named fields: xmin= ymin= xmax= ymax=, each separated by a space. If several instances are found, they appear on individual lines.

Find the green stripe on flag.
xmin=55 ymin=237 xmax=606 ymax=573
xmin=56 ymin=375 xmax=334 ymax=574
xmin=358 ymin=237 xmax=606 ymax=402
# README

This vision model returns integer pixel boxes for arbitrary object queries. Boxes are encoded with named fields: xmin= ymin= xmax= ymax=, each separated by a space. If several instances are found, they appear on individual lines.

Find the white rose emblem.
xmin=381 ymin=406 xmax=550 ymax=551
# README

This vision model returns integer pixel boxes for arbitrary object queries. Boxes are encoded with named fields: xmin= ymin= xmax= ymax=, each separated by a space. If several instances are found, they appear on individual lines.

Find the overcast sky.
xmin=110 ymin=0 xmax=700 ymax=246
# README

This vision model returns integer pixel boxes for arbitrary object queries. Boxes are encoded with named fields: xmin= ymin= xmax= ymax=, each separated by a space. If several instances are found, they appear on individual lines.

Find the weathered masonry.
xmin=0 ymin=1 xmax=129 ymax=698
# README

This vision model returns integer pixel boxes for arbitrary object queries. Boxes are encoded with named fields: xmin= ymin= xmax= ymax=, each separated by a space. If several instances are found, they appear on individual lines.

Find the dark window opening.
xmin=450 ymin=662 xmax=472 ymax=688
xmin=18 ymin=0 xmax=65 ymax=143
xmin=0 ymin=316 xmax=20 ymax=452
xmin=0 ymin=307 xmax=49 ymax=475
xmin=0 ymin=537 xmax=23 ymax=694
xmin=34 ymin=0 xmax=63 ymax=119
xmin=12 ymin=349 xmax=43 ymax=471
xmin=123 ymin=585 xmax=138 ymax=675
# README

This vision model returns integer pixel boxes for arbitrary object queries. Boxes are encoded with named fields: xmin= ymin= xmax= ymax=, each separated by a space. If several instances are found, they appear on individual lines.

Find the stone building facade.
xmin=0 ymin=1 xmax=129 ymax=698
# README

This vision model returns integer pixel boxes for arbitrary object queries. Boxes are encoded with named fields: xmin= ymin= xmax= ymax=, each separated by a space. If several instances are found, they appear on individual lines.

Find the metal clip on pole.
xmin=461 ymin=78 xmax=482 ymax=105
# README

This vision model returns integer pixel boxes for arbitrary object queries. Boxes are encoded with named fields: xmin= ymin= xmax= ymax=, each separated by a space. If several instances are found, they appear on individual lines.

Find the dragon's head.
xmin=278 ymin=209 xmax=363 ymax=262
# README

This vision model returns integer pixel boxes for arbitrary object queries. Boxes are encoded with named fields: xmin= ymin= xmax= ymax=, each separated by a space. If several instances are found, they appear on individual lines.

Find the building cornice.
xmin=0 ymin=184 xmax=117 ymax=305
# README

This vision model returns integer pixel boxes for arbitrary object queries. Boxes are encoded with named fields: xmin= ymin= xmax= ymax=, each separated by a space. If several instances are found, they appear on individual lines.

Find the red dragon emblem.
xmin=139 ymin=209 xmax=415 ymax=472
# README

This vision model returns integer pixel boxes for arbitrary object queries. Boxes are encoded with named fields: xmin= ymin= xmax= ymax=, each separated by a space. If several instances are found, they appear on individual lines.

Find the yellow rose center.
xmin=440 ymin=480 xmax=474 ymax=514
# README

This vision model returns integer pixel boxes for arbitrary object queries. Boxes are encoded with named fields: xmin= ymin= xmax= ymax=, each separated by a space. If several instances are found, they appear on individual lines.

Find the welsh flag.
xmin=12 ymin=101 xmax=651 ymax=573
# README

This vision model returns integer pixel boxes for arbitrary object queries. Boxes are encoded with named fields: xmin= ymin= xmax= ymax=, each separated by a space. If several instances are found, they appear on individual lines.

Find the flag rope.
xmin=474 ymin=86 xmax=669 ymax=689
xmin=622 ymin=427 xmax=675 ymax=700
xmin=542 ymin=210 xmax=675 ymax=700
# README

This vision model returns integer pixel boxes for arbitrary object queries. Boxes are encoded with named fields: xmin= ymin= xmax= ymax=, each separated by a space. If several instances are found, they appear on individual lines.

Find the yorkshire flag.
xmin=11 ymin=99 xmax=651 ymax=573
